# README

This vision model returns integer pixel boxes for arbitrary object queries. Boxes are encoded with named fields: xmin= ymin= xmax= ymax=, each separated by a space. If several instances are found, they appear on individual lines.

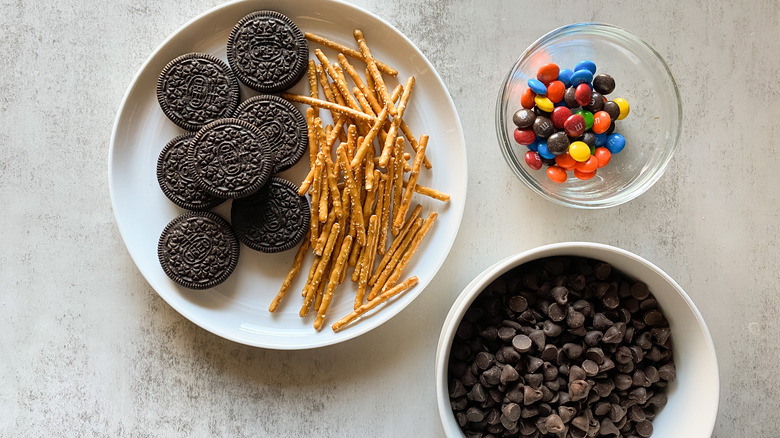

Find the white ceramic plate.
xmin=109 ymin=0 xmax=467 ymax=349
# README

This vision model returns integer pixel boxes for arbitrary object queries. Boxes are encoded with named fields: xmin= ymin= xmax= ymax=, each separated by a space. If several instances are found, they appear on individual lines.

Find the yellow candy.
xmin=568 ymin=141 xmax=591 ymax=162
xmin=534 ymin=95 xmax=554 ymax=113
xmin=613 ymin=98 xmax=630 ymax=120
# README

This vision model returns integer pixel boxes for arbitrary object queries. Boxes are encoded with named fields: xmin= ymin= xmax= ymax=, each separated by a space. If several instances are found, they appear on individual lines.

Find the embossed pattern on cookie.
xmin=231 ymin=177 xmax=310 ymax=253
xmin=227 ymin=10 xmax=308 ymax=93
xmin=236 ymin=94 xmax=308 ymax=173
xmin=157 ymin=211 xmax=240 ymax=290
xmin=188 ymin=118 xmax=273 ymax=199
xmin=156 ymin=133 xmax=226 ymax=211
xmin=156 ymin=53 xmax=240 ymax=131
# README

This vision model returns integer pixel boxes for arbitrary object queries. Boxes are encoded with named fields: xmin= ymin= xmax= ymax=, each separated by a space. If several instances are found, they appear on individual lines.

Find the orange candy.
xmin=521 ymin=88 xmax=536 ymax=109
xmin=574 ymin=168 xmax=597 ymax=180
xmin=555 ymin=153 xmax=576 ymax=170
xmin=547 ymin=166 xmax=568 ymax=183
xmin=594 ymin=147 xmax=612 ymax=168
xmin=536 ymin=63 xmax=560 ymax=84
xmin=546 ymin=80 xmax=565 ymax=103
xmin=575 ymin=155 xmax=599 ymax=173
xmin=592 ymin=111 xmax=611 ymax=134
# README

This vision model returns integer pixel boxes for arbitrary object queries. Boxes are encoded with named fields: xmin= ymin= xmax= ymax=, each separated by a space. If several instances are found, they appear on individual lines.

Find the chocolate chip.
xmin=548 ymin=303 xmax=567 ymax=322
xmin=542 ymin=320 xmax=563 ymax=337
xmin=466 ymin=406 xmax=486 ymax=422
xmin=508 ymin=295 xmax=528 ymax=313
xmin=651 ymin=327 xmax=672 ymax=346
xmin=529 ymin=330 xmax=546 ymax=351
xmin=550 ymin=286 xmax=569 ymax=305
xmin=505 ymin=384 xmax=524 ymax=403
xmin=592 ymin=313 xmax=614 ymax=330
xmin=450 ymin=379 xmax=467 ymax=398
xmin=628 ymin=387 xmax=649 ymax=404
xmin=500 ymin=365 xmax=520 ymax=385
xmin=545 ymin=414 xmax=565 ymax=433
xmin=475 ymin=351 xmax=494 ymax=370
xmin=524 ymin=386 xmax=544 ymax=405
xmin=468 ymin=383 xmax=487 ymax=402
xmin=451 ymin=396 xmax=468 ymax=411
xmin=614 ymin=374 xmax=633 ymax=391
xmin=527 ymin=356 xmax=544 ymax=373
xmin=602 ymin=325 xmax=622 ymax=343
xmin=541 ymin=344 xmax=558 ymax=361
xmin=512 ymin=335 xmax=533 ymax=353
xmin=594 ymin=262 xmax=611 ymax=280
xmin=569 ymin=380 xmax=590 ymax=401
xmin=643 ymin=310 xmax=667 ymax=327
xmin=558 ymin=406 xmax=577 ymax=424
xmin=562 ymin=342 xmax=584 ymax=359
xmin=631 ymin=282 xmax=650 ymax=300
xmin=582 ymin=360 xmax=599 ymax=377
xmin=497 ymin=326 xmax=517 ymax=342
xmin=636 ymin=419 xmax=653 ymax=437
xmin=482 ymin=366 xmax=502 ymax=386
xmin=496 ymin=346 xmax=521 ymax=364
xmin=584 ymin=330 xmax=603 ymax=346
xmin=567 ymin=310 xmax=586 ymax=328
xmin=525 ymin=373 xmax=544 ymax=389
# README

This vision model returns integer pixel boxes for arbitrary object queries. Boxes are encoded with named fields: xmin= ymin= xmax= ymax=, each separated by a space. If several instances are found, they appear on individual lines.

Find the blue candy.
xmin=557 ymin=68 xmax=574 ymax=88
xmin=569 ymin=70 xmax=593 ymax=86
xmin=605 ymin=133 xmax=626 ymax=154
xmin=537 ymin=141 xmax=555 ymax=159
xmin=527 ymin=78 xmax=547 ymax=96
xmin=526 ymin=139 xmax=539 ymax=152
xmin=575 ymin=60 xmax=597 ymax=74
xmin=594 ymin=133 xmax=607 ymax=147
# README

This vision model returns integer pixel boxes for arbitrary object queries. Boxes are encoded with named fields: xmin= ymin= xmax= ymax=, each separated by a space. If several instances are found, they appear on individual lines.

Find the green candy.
xmin=576 ymin=110 xmax=594 ymax=131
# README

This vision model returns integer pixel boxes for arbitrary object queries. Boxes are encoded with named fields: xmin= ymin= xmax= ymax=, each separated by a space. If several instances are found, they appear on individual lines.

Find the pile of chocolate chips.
xmin=447 ymin=257 xmax=676 ymax=438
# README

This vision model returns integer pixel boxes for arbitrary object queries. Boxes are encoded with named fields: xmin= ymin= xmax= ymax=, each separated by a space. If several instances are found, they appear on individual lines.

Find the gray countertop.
xmin=2 ymin=0 xmax=777 ymax=436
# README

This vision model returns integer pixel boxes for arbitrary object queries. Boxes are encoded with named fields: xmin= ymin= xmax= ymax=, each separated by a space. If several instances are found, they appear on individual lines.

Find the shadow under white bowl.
xmin=435 ymin=242 xmax=718 ymax=437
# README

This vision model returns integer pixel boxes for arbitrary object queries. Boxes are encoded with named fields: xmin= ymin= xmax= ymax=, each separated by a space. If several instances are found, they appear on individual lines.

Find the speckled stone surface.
xmin=1 ymin=0 xmax=778 ymax=436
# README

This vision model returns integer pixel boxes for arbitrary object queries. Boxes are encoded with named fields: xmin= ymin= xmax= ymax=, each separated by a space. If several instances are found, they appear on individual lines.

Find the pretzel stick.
xmin=282 ymin=93 xmax=375 ymax=124
xmin=340 ymin=54 xmax=383 ymax=115
xmin=391 ymin=137 xmax=405 ymax=236
xmin=313 ymin=234 xmax=354 ymax=330
xmin=307 ymin=60 xmax=319 ymax=118
xmin=380 ymin=212 xmax=437 ymax=295
xmin=313 ymin=264 xmax=330 ymax=312
xmin=316 ymin=49 xmax=362 ymax=114
xmin=353 ymin=87 xmax=376 ymax=117
xmin=354 ymin=29 xmax=396 ymax=116
xmin=402 ymin=181 xmax=451 ymax=202
xmin=309 ymin=153 xmax=324 ymax=245
xmin=354 ymin=214 xmax=380 ymax=307
xmin=332 ymin=276 xmax=419 ymax=332
xmin=393 ymin=135 xmax=428 ymax=233
xmin=300 ymin=222 xmax=341 ymax=317
xmin=367 ymin=216 xmax=422 ymax=300
xmin=378 ymin=163 xmax=393 ymax=253
xmin=337 ymin=146 xmax=366 ymax=246
xmin=269 ymin=233 xmax=310 ymax=312
xmin=401 ymin=123 xmax=432 ymax=169
xmin=369 ymin=204 xmax=422 ymax=286
xmin=317 ymin=120 xmax=344 ymax=220
xmin=379 ymin=76 xmax=415 ymax=167
xmin=313 ymin=208 xmax=337 ymax=256
xmin=351 ymin=106 xmax=388 ymax=168
xmin=304 ymin=31 xmax=397 ymax=77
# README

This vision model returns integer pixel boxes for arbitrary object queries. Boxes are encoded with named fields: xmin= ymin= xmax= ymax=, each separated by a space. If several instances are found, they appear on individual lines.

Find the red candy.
xmin=536 ymin=63 xmax=560 ymax=85
xmin=546 ymin=81 xmax=565 ymax=103
xmin=575 ymin=83 xmax=591 ymax=107
xmin=525 ymin=151 xmax=543 ymax=170
xmin=563 ymin=114 xmax=586 ymax=137
xmin=592 ymin=111 xmax=611 ymax=134
xmin=547 ymin=166 xmax=568 ymax=183
xmin=594 ymin=147 xmax=612 ymax=168
xmin=551 ymin=106 xmax=571 ymax=129
xmin=521 ymin=88 xmax=536 ymax=109
xmin=574 ymin=168 xmax=597 ymax=180
xmin=555 ymin=153 xmax=576 ymax=170
xmin=575 ymin=155 xmax=599 ymax=173
xmin=514 ymin=128 xmax=537 ymax=145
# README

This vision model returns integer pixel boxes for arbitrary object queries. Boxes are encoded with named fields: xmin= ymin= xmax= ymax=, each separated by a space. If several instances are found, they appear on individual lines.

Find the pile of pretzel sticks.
xmin=268 ymin=29 xmax=451 ymax=332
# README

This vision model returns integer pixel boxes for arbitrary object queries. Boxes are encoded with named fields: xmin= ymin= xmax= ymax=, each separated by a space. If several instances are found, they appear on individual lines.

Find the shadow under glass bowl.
xmin=496 ymin=23 xmax=682 ymax=209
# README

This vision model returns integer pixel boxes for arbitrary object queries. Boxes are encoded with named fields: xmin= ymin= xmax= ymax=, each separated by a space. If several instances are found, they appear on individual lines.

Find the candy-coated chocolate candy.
xmin=575 ymin=155 xmax=599 ymax=173
xmin=575 ymin=60 xmax=597 ymax=74
xmin=553 ymin=100 xmax=568 ymax=108
xmin=528 ymin=78 xmax=548 ymax=95
xmin=534 ymin=106 xmax=551 ymax=117
xmin=546 ymin=80 xmax=565 ymax=103
xmin=551 ymin=106 xmax=572 ymax=129
xmin=606 ymin=133 xmax=626 ymax=154
xmin=537 ymin=63 xmax=560 ymax=84
xmin=541 ymin=157 xmax=557 ymax=166
xmin=574 ymin=83 xmax=591 ymax=107
xmin=534 ymin=95 xmax=554 ymax=112
xmin=593 ymin=74 xmax=615 ymax=95
xmin=575 ymin=110 xmax=594 ymax=131
xmin=613 ymin=98 xmax=630 ymax=120
xmin=533 ymin=116 xmax=555 ymax=138
xmin=547 ymin=166 xmax=568 ymax=183
xmin=594 ymin=133 xmax=607 ymax=146
xmin=603 ymin=101 xmax=620 ymax=120
xmin=605 ymin=121 xmax=616 ymax=135
xmin=570 ymin=69 xmax=593 ymax=86
xmin=537 ymin=140 xmax=555 ymax=159
xmin=594 ymin=147 xmax=611 ymax=167
xmin=557 ymin=68 xmax=574 ymax=88
xmin=589 ymin=143 xmax=596 ymax=155
xmin=577 ymin=132 xmax=596 ymax=147
xmin=547 ymin=131 xmax=570 ymax=155
xmin=555 ymin=152 xmax=576 ymax=169
xmin=564 ymin=114 xmax=586 ymax=137
xmin=592 ymin=111 xmax=611 ymax=134
xmin=574 ymin=168 xmax=597 ymax=180
xmin=564 ymin=87 xmax=579 ymax=108
xmin=514 ymin=128 xmax=536 ymax=145
xmin=525 ymin=151 xmax=543 ymax=170
xmin=526 ymin=138 xmax=539 ymax=152
xmin=568 ymin=141 xmax=591 ymax=162
xmin=521 ymin=88 xmax=536 ymax=109
xmin=512 ymin=108 xmax=536 ymax=128
xmin=585 ymin=91 xmax=604 ymax=112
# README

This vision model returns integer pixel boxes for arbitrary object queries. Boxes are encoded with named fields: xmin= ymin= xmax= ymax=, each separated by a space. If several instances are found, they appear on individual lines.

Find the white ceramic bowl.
xmin=435 ymin=242 xmax=718 ymax=437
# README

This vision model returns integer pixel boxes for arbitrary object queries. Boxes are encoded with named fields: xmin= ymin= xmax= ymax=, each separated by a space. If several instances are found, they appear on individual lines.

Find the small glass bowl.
xmin=496 ymin=23 xmax=682 ymax=209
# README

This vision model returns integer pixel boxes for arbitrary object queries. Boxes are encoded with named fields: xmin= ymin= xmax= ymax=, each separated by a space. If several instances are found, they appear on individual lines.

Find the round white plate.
xmin=109 ymin=0 xmax=467 ymax=349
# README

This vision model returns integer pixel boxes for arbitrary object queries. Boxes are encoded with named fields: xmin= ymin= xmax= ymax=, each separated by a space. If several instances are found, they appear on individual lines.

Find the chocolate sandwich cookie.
xmin=156 ymin=133 xmax=226 ymax=211
xmin=157 ymin=53 xmax=240 ymax=131
xmin=231 ymin=177 xmax=310 ymax=253
xmin=227 ymin=10 xmax=308 ymax=93
xmin=158 ymin=211 xmax=240 ymax=290
xmin=188 ymin=118 xmax=273 ymax=199
xmin=235 ymin=94 xmax=308 ymax=173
